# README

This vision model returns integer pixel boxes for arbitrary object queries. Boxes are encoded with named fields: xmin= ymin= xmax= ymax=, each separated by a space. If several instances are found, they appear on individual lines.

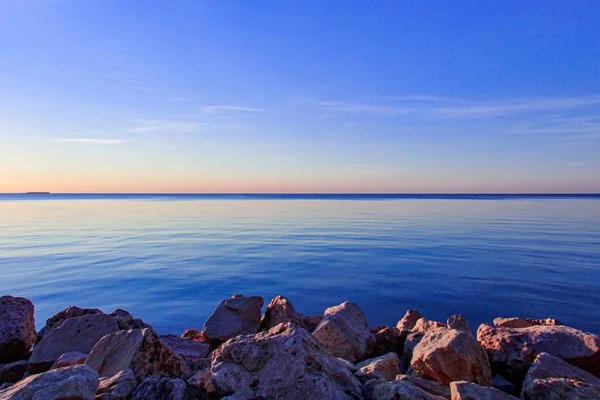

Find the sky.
xmin=1 ymin=0 xmax=599 ymax=193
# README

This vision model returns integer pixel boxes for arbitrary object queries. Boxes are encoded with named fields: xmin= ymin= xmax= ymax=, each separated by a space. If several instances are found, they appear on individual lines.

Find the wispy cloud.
xmin=56 ymin=138 xmax=126 ymax=145
xmin=199 ymin=105 xmax=265 ymax=114
xmin=570 ymin=162 xmax=586 ymax=166
xmin=127 ymin=120 xmax=210 ymax=134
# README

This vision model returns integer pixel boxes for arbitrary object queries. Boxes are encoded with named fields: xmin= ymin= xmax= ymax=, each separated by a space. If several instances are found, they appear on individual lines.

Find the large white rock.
xmin=0 ymin=296 xmax=35 ymax=364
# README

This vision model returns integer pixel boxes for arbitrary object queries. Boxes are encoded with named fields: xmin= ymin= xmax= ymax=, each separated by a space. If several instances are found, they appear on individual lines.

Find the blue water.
xmin=1 ymin=194 xmax=599 ymax=334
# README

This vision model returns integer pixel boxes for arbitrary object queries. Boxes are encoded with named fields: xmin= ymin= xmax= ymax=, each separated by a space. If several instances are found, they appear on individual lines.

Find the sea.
xmin=1 ymin=194 xmax=599 ymax=334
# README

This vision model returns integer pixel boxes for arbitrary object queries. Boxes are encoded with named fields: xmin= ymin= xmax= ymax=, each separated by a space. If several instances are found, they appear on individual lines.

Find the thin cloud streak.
xmin=56 ymin=138 xmax=126 ymax=144
xmin=199 ymin=105 xmax=265 ymax=114
xmin=127 ymin=120 xmax=210 ymax=134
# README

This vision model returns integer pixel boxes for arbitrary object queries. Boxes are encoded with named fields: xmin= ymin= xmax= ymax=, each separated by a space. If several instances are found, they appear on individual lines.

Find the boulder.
xmin=396 ymin=309 xmax=424 ymax=332
xmin=37 ymin=305 xmax=103 ymax=342
xmin=260 ymin=295 xmax=312 ymax=330
xmin=412 ymin=326 xmax=491 ymax=386
xmin=181 ymin=329 xmax=202 ymax=341
xmin=493 ymin=317 xmax=562 ymax=329
xmin=29 ymin=314 xmax=118 ymax=374
xmin=363 ymin=378 xmax=385 ymax=400
xmin=0 ymin=360 xmax=28 ymax=384
xmin=450 ymin=381 xmax=518 ymax=399
xmin=187 ymin=368 xmax=216 ymax=398
xmin=211 ymin=322 xmax=363 ymax=399
xmin=200 ymin=294 xmax=264 ymax=344
xmin=403 ymin=332 xmax=424 ymax=371
xmin=159 ymin=334 xmax=211 ymax=372
xmin=521 ymin=377 xmax=600 ymax=399
xmin=86 ymin=328 xmax=190 ymax=381
xmin=477 ymin=323 xmax=600 ymax=380
xmin=110 ymin=309 xmax=150 ymax=330
xmin=96 ymin=368 xmax=138 ymax=400
xmin=367 ymin=326 xmax=404 ymax=359
xmin=413 ymin=318 xmax=446 ymax=334
xmin=355 ymin=352 xmax=400 ymax=382
xmin=372 ymin=379 xmax=447 ymax=399
xmin=0 ymin=296 xmax=35 ymax=363
xmin=50 ymin=351 xmax=88 ymax=370
xmin=0 ymin=364 xmax=99 ymax=400
xmin=397 ymin=375 xmax=451 ymax=399
xmin=313 ymin=301 xmax=375 ymax=363
xmin=447 ymin=315 xmax=472 ymax=336
xmin=130 ymin=377 xmax=194 ymax=400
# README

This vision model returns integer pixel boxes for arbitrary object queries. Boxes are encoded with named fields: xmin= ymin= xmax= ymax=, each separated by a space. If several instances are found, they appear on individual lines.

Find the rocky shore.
xmin=1 ymin=294 xmax=599 ymax=399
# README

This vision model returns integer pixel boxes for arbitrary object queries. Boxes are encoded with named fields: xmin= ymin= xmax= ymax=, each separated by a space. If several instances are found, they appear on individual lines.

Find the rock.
xmin=110 ymin=309 xmax=134 ymax=330
xmin=338 ymin=357 xmax=359 ymax=372
xmin=355 ymin=353 xmax=400 ymax=382
xmin=181 ymin=329 xmax=202 ymax=341
xmin=363 ymin=378 xmax=385 ymax=400
xmin=0 ymin=360 xmax=28 ymax=384
xmin=491 ymin=374 xmax=518 ymax=396
xmin=96 ymin=368 xmax=138 ymax=400
xmin=450 ymin=381 xmax=518 ymax=399
xmin=447 ymin=315 xmax=472 ymax=335
xmin=86 ymin=328 xmax=190 ymax=381
xmin=477 ymin=323 xmax=600 ymax=381
xmin=403 ymin=332 xmax=424 ymax=371
xmin=37 ymin=305 xmax=103 ymax=342
xmin=211 ymin=322 xmax=363 ymax=399
xmin=29 ymin=314 xmax=118 ymax=374
xmin=50 ymin=351 xmax=88 ymax=370
xmin=493 ymin=317 xmax=562 ymax=329
xmin=0 ymin=364 xmax=99 ymax=400
xmin=521 ymin=377 xmax=600 ymax=399
xmin=396 ymin=309 xmax=424 ymax=332
xmin=367 ymin=326 xmax=404 ymax=359
xmin=187 ymin=368 xmax=216 ymax=398
xmin=0 ymin=296 xmax=35 ymax=364
xmin=303 ymin=315 xmax=323 ymax=332
xmin=313 ymin=301 xmax=375 ymax=363
xmin=397 ymin=375 xmax=451 ymax=399
xmin=130 ymin=377 xmax=194 ymax=400
xmin=412 ymin=326 xmax=491 ymax=386
xmin=373 ymin=379 xmax=447 ymax=399
xmin=260 ymin=295 xmax=309 ymax=330
xmin=200 ymin=294 xmax=264 ymax=344
xmin=160 ymin=334 xmax=211 ymax=372
xmin=413 ymin=318 xmax=446 ymax=334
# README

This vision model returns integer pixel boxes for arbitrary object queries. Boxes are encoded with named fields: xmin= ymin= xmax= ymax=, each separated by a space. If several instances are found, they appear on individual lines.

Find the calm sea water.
xmin=1 ymin=194 xmax=599 ymax=334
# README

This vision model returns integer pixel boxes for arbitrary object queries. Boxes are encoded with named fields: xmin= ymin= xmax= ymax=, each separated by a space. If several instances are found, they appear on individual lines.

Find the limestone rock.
xmin=450 ymin=381 xmax=518 ymax=399
xmin=313 ymin=301 xmax=375 ymax=363
xmin=0 ymin=364 xmax=99 ymax=400
xmin=493 ymin=317 xmax=562 ymax=329
xmin=86 ymin=328 xmax=190 ymax=381
xmin=37 ymin=305 xmax=103 ymax=342
xmin=447 ymin=315 xmax=472 ymax=335
xmin=373 ymin=379 xmax=447 ymax=399
xmin=160 ymin=334 xmax=211 ymax=372
xmin=397 ymin=375 xmax=451 ymax=399
xmin=355 ymin=352 xmax=400 ymax=382
xmin=521 ymin=377 xmax=600 ymax=399
xmin=0 ymin=296 xmax=35 ymax=364
xmin=200 ymin=294 xmax=264 ymax=344
xmin=396 ymin=309 xmax=424 ymax=332
xmin=50 ymin=351 xmax=88 ymax=370
xmin=0 ymin=360 xmax=28 ymax=384
xmin=412 ymin=327 xmax=491 ymax=386
xmin=130 ymin=377 xmax=194 ymax=400
xmin=29 ymin=314 xmax=118 ymax=374
xmin=211 ymin=322 xmax=363 ymax=399
xmin=96 ymin=368 xmax=138 ymax=400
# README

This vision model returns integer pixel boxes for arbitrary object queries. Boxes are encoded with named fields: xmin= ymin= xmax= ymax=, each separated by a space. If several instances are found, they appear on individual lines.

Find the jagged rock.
xmin=313 ymin=301 xmax=375 ymax=363
xmin=397 ymin=375 xmax=451 ymax=399
xmin=86 ymin=328 xmax=190 ymax=381
xmin=403 ymin=332 xmax=424 ymax=371
xmin=260 ymin=295 xmax=313 ymax=330
xmin=0 ymin=360 xmax=28 ymax=384
xmin=200 ymin=294 xmax=264 ymax=344
xmin=96 ymin=368 xmax=138 ymax=400
xmin=29 ymin=314 xmax=118 ymax=374
xmin=160 ymin=334 xmax=211 ymax=372
xmin=355 ymin=352 xmax=400 ymax=382
xmin=413 ymin=318 xmax=446 ymax=334
xmin=477 ymin=323 xmax=600 ymax=381
xmin=521 ymin=377 xmax=600 ymax=399
xmin=450 ymin=381 xmax=518 ymax=399
xmin=211 ymin=322 xmax=363 ymax=399
xmin=367 ymin=326 xmax=404 ymax=359
xmin=412 ymin=326 xmax=491 ymax=386
xmin=396 ymin=309 xmax=424 ymax=332
xmin=130 ymin=377 xmax=194 ymax=400
xmin=110 ymin=309 xmax=133 ymax=330
xmin=0 ymin=364 xmax=99 ymax=400
xmin=493 ymin=317 xmax=562 ymax=329
xmin=37 ymin=305 xmax=103 ymax=342
xmin=50 ymin=351 xmax=87 ymax=370
xmin=447 ymin=315 xmax=472 ymax=335
xmin=0 ymin=296 xmax=35 ymax=364
xmin=373 ymin=379 xmax=447 ymax=399
xmin=491 ymin=374 xmax=518 ymax=396
xmin=188 ymin=368 xmax=216 ymax=398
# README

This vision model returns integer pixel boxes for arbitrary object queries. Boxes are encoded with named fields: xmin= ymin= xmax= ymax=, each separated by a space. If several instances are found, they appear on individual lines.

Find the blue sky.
xmin=1 ymin=0 xmax=599 ymax=193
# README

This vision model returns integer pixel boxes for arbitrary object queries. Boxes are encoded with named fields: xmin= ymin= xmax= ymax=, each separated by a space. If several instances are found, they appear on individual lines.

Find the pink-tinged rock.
xmin=413 ymin=318 xmax=446 ymax=334
xmin=0 ymin=296 xmax=35 ymax=364
xmin=187 ymin=367 xmax=216 ymax=398
xmin=396 ymin=309 xmax=424 ymax=332
xmin=261 ymin=295 xmax=309 ymax=330
xmin=367 ymin=326 xmax=404 ymax=359
xmin=373 ymin=379 xmax=447 ymax=399
xmin=50 ymin=351 xmax=88 ymax=370
xmin=0 ymin=360 xmax=28 ymax=384
xmin=110 ymin=309 xmax=150 ymax=331
xmin=493 ymin=317 xmax=562 ymax=329
xmin=211 ymin=322 xmax=363 ymax=399
xmin=412 ymin=326 xmax=492 ymax=386
xmin=96 ymin=368 xmax=138 ymax=400
xmin=450 ymin=381 xmax=518 ymax=400
xmin=130 ymin=377 xmax=194 ymax=400
xmin=200 ymin=294 xmax=264 ymax=344
xmin=397 ymin=375 xmax=451 ymax=399
xmin=313 ymin=301 xmax=375 ymax=363
xmin=303 ymin=315 xmax=323 ymax=332
xmin=355 ymin=352 xmax=400 ymax=382
xmin=160 ymin=334 xmax=211 ymax=372
xmin=522 ymin=377 xmax=600 ymax=399
xmin=181 ymin=328 xmax=202 ymax=341
xmin=85 ymin=328 xmax=190 ymax=381
xmin=37 ymin=305 xmax=103 ymax=342
xmin=0 ymin=364 xmax=99 ymax=400
xmin=29 ymin=313 xmax=118 ymax=374
xmin=447 ymin=315 xmax=472 ymax=336
xmin=477 ymin=323 xmax=600 ymax=380
xmin=403 ymin=332 xmax=425 ymax=371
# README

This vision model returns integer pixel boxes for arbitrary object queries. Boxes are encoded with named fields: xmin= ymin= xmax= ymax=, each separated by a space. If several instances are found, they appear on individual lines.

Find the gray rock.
xmin=396 ymin=309 xmax=424 ymax=332
xmin=355 ymin=352 xmax=400 ymax=382
xmin=37 ymin=305 xmax=103 ymax=342
xmin=521 ymin=377 xmax=600 ymax=399
xmin=363 ymin=378 xmax=385 ymax=400
xmin=373 ymin=379 xmax=447 ymax=399
xmin=85 ymin=328 xmax=190 ymax=381
xmin=200 ymin=294 xmax=264 ymax=344
xmin=0 ymin=360 xmax=28 ymax=384
xmin=131 ymin=377 xmax=194 ymax=400
xmin=159 ymin=334 xmax=211 ymax=373
xmin=110 ymin=309 xmax=134 ymax=330
xmin=50 ymin=351 xmax=88 ymax=370
xmin=0 ymin=296 xmax=35 ymax=364
xmin=396 ymin=374 xmax=451 ymax=399
xmin=450 ymin=381 xmax=518 ymax=399
xmin=29 ymin=314 xmax=118 ymax=374
xmin=0 ymin=364 xmax=99 ymax=400
xmin=96 ymin=368 xmax=138 ymax=400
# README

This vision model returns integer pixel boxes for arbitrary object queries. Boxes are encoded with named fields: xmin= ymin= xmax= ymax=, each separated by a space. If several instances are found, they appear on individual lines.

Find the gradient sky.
xmin=1 ymin=0 xmax=599 ymax=193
